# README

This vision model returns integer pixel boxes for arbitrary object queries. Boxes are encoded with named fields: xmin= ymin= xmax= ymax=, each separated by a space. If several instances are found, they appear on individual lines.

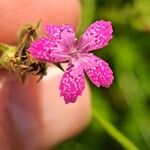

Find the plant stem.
xmin=93 ymin=110 xmax=139 ymax=150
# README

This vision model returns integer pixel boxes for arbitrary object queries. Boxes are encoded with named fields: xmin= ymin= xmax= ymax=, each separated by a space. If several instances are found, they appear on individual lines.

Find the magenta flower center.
xmin=69 ymin=47 xmax=81 ymax=59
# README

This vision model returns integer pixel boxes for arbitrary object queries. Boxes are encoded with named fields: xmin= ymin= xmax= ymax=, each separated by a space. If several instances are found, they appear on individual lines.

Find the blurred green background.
xmin=56 ymin=0 xmax=150 ymax=149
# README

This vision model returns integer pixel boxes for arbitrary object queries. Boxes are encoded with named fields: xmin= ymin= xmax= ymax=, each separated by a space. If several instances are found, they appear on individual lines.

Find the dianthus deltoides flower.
xmin=29 ymin=20 xmax=114 ymax=103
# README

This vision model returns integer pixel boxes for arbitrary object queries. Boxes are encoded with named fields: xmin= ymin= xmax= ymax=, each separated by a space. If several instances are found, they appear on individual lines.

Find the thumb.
xmin=0 ymin=0 xmax=91 ymax=149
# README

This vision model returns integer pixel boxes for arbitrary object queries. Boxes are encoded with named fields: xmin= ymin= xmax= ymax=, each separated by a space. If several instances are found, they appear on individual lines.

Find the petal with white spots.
xmin=78 ymin=20 xmax=113 ymax=52
xmin=29 ymin=37 xmax=70 ymax=63
xmin=82 ymin=54 xmax=114 ymax=87
xmin=59 ymin=61 xmax=85 ymax=103
xmin=45 ymin=24 xmax=77 ymax=52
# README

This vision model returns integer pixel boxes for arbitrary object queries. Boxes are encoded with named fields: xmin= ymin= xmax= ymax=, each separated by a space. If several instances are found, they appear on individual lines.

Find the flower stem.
xmin=93 ymin=110 xmax=139 ymax=150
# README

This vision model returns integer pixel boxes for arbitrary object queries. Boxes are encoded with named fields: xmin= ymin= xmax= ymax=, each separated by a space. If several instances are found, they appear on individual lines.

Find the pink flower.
xmin=29 ymin=20 xmax=114 ymax=103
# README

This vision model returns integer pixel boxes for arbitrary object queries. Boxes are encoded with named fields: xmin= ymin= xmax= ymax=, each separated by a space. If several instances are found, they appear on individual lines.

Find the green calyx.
xmin=0 ymin=43 xmax=17 ymax=68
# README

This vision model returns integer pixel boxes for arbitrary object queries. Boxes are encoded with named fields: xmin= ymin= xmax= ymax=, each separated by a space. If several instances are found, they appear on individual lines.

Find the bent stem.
xmin=93 ymin=110 xmax=139 ymax=150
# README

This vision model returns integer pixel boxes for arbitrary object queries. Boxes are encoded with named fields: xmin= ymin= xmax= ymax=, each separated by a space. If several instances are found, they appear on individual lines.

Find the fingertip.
xmin=0 ymin=0 xmax=81 ymax=44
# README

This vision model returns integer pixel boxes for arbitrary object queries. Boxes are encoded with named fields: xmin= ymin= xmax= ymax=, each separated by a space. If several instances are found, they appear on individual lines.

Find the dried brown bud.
xmin=7 ymin=21 xmax=47 ymax=83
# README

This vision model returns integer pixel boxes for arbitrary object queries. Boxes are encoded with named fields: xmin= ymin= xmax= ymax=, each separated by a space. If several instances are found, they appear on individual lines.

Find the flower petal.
xmin=59 ymin=61 xmax=85 ymax=103
xmin=82 ymin=54 xmax=114 ymax=87
xmin=45 ymin=24 xmax=77 ymax=52
xmin=78 ymin=20 xmax=113 ymax=52
xmin=29 ymin=37 xmax=70 ymax=63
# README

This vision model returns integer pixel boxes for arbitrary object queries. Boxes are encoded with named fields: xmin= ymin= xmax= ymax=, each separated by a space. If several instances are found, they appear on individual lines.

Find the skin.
xmin=0 ymin=0 xmax=91 ymax=150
